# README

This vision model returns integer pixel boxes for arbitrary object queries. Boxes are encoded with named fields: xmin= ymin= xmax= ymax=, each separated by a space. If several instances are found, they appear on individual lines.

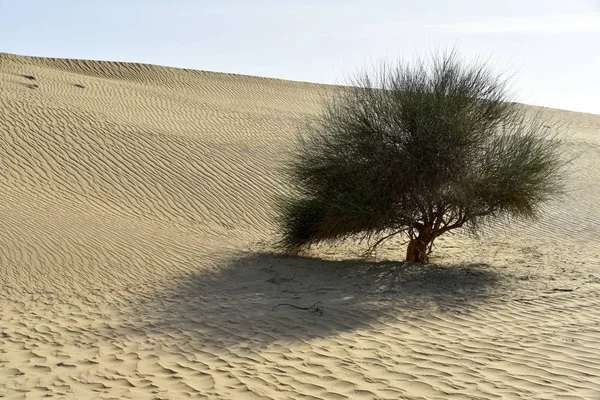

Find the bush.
xmin=276 ymin=51 xmax=566 ymax=263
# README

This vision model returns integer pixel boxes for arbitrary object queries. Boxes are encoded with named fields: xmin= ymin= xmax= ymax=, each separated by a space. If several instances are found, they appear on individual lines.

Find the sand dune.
xmin=1 ymin=52 xmax=599 ymax=399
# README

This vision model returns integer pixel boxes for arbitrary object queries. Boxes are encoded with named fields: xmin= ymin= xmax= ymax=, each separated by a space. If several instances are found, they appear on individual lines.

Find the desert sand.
xmin=0 ymin=52 xmax=599 ymax=399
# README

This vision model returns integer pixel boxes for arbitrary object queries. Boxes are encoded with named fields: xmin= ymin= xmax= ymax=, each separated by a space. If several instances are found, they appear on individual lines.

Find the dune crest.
xmin=1 ymin=53 xmax=600 ymax=399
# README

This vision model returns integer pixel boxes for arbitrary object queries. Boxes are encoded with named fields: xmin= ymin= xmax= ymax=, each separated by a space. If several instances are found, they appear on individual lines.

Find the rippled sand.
xmin=1 ymin=52 xmax=599 ymax=399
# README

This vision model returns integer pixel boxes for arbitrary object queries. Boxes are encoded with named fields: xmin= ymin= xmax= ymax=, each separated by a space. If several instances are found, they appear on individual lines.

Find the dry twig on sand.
xmin=272 ymin=301 xmax=324 ymax=316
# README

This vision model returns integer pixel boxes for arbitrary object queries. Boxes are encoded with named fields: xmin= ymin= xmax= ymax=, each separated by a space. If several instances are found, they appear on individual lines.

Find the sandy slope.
xmin=0 ymin=52 xmax=599 ymax=400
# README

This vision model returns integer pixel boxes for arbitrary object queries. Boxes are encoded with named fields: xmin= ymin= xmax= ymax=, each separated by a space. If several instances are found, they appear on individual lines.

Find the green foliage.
xmin=276 ymin=51 xmax=566 ymax=262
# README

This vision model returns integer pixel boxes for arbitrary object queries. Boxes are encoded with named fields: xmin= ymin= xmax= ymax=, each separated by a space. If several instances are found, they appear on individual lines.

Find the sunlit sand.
xmin=1 ymin=52 xmax=599 ymax=399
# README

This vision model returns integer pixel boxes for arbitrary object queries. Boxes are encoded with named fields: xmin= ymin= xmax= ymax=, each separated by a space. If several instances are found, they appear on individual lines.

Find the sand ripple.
xmin=1 ymin=53 xmax=600 ymax=399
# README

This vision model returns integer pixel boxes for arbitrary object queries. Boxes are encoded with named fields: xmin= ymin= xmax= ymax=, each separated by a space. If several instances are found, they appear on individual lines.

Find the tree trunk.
xmin=406 ymin=238 xmax=430 ymax=263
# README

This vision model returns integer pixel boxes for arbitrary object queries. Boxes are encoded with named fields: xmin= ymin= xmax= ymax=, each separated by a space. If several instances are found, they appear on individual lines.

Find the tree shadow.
xmin=126 ymin=251 xmax=504 ymax=348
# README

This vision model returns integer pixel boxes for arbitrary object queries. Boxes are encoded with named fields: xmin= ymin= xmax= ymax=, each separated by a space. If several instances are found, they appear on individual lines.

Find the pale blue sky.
xmin=1 ymin=0 xmax=599 ymax=114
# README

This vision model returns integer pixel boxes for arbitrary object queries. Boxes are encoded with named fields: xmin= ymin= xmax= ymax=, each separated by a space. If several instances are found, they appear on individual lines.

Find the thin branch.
xmin=272 ymin=301 xmax=324 ymax=316
xmin=363 ymin=230 xmax=404 ymax=257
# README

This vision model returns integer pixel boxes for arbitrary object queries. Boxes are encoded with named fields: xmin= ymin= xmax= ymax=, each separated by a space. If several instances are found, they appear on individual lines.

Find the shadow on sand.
xmin=125 ymin=251 xmax=504 ymax=347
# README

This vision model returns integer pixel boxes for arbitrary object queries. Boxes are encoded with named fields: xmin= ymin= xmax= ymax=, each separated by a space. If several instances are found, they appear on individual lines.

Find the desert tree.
xmin=276 ymin=51 xmax=566 ymax=263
